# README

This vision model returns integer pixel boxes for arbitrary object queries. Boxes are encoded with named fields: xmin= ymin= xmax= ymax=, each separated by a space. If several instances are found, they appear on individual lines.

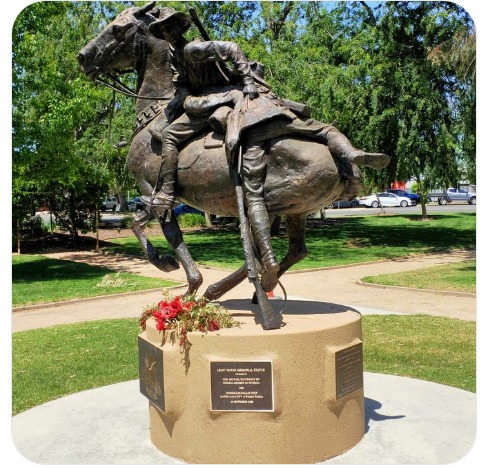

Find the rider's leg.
xmin=241 ymin=144 xmax=279 ymax=292
xmin=142 ymin=113 xmax=208 ymax=215
xmin=316 ymin=125 xmax=390 ymax=169
xmin=288 ymin=120 xmax=390 ymax=169
xmin=241 ymin=117 xmax=389 ymax=169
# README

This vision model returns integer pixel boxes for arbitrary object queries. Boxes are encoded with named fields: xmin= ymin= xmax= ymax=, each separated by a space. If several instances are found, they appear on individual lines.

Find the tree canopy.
xmin=11 ymin=1 xmax=476 ymax=237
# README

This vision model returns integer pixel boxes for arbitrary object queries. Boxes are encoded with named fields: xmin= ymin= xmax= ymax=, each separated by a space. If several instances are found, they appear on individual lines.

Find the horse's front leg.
xmin=160 ymin=211 xmax=203 ymax=298
xmin=130 ymin=208 xmax=180 ymax=272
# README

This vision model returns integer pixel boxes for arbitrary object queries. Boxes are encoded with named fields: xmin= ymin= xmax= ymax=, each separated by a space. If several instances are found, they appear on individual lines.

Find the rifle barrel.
xmin=188 ymin=8 xmax=211 ymax=41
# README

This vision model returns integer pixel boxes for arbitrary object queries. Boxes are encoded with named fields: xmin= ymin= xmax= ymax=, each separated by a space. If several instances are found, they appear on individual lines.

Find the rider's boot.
xmin=320 ymin=127 xmax=390 ymax=169
xmin=242 ymin=145 xmax=280 ymax=292
xmin=247 ymin=198 xmax=280 ymax=292
xmin=141 ymin=143 xmax=178 ymax=216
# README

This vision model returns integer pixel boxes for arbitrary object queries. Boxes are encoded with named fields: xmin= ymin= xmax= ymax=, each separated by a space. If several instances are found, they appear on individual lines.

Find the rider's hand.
xmin=243 ymin=83 xmax=259 ymax=100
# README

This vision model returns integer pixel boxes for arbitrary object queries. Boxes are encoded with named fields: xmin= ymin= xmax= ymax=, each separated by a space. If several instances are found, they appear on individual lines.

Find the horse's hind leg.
xmin=250 ymin=214 xmax=307 ymax=303
xmin=130 ymin=209 xmax=179 ymax=272
xmin=203 ymin=263 xmax=249 ymax=301
xmin=277 ymin=214 xmax=308 ymax=279
xmin=160 ymin=211 xmax=203 ymax=298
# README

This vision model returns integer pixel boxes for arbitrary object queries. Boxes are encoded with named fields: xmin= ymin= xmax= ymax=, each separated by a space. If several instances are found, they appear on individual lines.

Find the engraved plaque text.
xmin=335 ymin=343 xmax=363 ymax=399
xmin=210 ymin=361 xmax=273 ymax=411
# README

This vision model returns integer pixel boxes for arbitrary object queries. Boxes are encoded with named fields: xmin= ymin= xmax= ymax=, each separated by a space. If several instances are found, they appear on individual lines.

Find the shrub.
xmin=178 ymin=213 xmax=207 ymax=228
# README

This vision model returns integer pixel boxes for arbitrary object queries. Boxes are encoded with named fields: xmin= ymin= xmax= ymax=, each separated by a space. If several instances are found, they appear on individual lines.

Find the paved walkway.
xmin=11 ymin=374 xmax=477 ymax=465
xmin=12 ymin=249 xmax=476 ymax=332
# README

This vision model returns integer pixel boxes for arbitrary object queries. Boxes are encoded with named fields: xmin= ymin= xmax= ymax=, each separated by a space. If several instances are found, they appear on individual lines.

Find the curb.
xmin=12 ymin=284 xmax=187 ymax=313
xmin=355 ymin=279 xmax=476 ymax=298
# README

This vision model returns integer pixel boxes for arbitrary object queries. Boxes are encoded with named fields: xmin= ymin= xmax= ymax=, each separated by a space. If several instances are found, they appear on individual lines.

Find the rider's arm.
xmin=184 ymin=40 xmax=259 ymax=98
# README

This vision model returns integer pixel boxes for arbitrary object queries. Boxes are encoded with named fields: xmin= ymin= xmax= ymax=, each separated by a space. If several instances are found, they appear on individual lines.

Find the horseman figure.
xmin=77 ymin=2 xmax=390 ymax=329
xmin=142 ymin=7 xmax=389 ymax=292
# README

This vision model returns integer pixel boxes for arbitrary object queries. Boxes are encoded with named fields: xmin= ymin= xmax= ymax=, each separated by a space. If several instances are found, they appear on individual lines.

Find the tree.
xmin=315 ymin=1 xmax=475 ymax=218
xmin=12 ymin=1 xmax=134 ymax=244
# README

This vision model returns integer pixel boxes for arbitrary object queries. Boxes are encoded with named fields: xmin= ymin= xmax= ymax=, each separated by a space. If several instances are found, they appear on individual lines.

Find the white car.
xmin=99 ymin=196 xmax=118 ymax=211
xmin=359 ymin=192 xmax=412 ymax=208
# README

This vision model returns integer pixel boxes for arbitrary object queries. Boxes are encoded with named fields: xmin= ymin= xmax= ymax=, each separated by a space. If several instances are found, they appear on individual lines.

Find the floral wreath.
xmin=139 ymin=293 xmax=240 ymax=346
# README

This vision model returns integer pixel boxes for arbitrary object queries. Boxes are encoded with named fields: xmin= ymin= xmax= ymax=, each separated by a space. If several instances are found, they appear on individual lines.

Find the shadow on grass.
xmin=103 ymin=213 xmax=476 ymax=269
xmin=12 ymin=256 xmax=121 ymax=285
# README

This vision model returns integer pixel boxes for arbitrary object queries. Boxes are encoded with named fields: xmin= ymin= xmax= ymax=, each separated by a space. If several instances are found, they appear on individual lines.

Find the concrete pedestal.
xmin=138 ymin=299 xmax=365 ymax=464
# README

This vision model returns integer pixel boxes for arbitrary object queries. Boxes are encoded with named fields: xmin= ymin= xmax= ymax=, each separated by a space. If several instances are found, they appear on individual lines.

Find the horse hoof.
xmin=154 ymin=255 xmax=179 ymax=272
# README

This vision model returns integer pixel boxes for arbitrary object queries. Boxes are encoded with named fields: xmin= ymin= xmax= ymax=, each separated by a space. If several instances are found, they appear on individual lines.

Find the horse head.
xmin=77 ymin=1 xmax=160 ymax=80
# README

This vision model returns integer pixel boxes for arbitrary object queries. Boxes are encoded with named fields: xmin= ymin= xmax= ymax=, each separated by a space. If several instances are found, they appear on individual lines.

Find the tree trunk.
xmin=205 ymin=212 xmax=213 ymax=228
xmin=95 ymin=206 xmax=100 ymax=251
xmin=17 ymin=218 xmax=21 ymax=254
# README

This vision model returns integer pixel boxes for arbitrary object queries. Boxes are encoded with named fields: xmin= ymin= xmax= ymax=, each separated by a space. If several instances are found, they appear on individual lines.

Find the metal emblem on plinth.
xmin=138 ymin=337 xmax=165 ymax=412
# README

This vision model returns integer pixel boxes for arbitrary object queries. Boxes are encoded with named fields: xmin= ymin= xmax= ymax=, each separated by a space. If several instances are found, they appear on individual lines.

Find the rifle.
xmin=188 ymin=8 xmax=211 ymax=41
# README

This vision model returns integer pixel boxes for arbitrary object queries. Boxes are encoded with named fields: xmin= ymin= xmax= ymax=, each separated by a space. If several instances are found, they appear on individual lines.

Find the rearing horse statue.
xmin=78 ymin=2 xmax=377 ymax=329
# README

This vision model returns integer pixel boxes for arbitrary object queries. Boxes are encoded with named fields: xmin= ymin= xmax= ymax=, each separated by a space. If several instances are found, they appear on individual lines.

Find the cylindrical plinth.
xmin=139 ymin=299 xmax=365 ymax=464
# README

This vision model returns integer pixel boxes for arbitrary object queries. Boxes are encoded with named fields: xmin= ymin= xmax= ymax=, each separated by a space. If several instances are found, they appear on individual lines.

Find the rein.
xmin=95 ymin=73 xmax=171 ymax=101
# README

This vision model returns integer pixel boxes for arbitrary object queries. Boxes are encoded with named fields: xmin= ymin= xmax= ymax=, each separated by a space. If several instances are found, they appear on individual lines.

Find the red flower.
xmin=208 ymin=320 xmax=220 ymax=331
xmin=161 ymin=305 xmax=178 ymax=320
xmin=155 ymin=318 xmax=166 ymax=331
xmin=170 ymin=296 xmax=183 ymax=311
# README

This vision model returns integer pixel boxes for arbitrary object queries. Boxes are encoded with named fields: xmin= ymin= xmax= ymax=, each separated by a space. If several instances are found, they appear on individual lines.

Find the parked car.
xmin=128 ymin=197 xmax=145 ymax=211
xmin=325 ymin=199 xmax=360 ymax=209
xmin=386 ymin=189 xmax=421 ymax=206
xmin=427 ymin=187 xmax=476 ymax=205
xmin=100 ymin=196 xmax=118 ymax=211
xmin=174 ymin=203 xmax=204 ymax=216
xmin=359 ymin=192 xmax=412 ymax=208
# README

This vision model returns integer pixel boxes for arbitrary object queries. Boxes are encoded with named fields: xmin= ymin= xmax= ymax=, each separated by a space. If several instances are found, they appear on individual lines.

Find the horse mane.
xmin=133 ymin=29 xmax=148 ymax=92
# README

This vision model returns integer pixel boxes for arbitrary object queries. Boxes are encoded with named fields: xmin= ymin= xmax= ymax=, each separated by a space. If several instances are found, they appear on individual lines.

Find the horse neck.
xmin=134 ymin=39 xmax=174 ymax=114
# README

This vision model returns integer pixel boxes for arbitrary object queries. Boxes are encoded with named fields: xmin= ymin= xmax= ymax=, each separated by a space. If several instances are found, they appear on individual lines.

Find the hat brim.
xmin=149 ymin=12 xmax=192 ymax=40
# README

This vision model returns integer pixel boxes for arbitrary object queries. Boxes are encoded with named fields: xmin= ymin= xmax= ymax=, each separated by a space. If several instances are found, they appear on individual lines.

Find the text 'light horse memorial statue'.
xmin=78 ymin=2 xmax=389 ymax=330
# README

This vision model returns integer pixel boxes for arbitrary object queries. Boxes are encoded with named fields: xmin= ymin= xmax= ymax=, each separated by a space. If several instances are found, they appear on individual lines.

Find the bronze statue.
xmin=78 ymin=2 xmax=389 ymax=329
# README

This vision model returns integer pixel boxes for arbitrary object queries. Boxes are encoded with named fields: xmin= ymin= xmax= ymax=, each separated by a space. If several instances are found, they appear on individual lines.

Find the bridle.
xmin=92 ymin=14 xmax=172 ymax=101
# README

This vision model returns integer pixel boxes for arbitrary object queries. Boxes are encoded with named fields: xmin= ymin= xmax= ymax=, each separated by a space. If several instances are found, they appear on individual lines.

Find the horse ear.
xmin=134 ymin=1 xmax=157 ymax=18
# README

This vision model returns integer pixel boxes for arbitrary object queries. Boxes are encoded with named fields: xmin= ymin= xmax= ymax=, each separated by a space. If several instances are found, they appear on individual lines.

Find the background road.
xmin=323 ymin=202 xmax=476 ymax=217
xmin=36 ymin=202 xmax=476 ymax=226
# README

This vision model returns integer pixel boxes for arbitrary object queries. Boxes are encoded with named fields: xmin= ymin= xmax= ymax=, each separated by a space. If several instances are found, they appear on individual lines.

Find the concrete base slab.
xmin=11 ymin=373 xmax=476 ymax=465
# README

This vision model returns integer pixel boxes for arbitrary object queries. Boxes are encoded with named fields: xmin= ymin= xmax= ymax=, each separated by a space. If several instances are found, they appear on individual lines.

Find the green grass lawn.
xmin=361 ymin=260 xmax=476 ymax=293
xmin=11 ymin=213 xmax=476 ymax=415
xmin=12 ymin=314 xmax=476 ymax=415
xmin=104 ymin=213 xmax=476 ymax=270
xmin=12 ymin=255 xmax=179 ymax=307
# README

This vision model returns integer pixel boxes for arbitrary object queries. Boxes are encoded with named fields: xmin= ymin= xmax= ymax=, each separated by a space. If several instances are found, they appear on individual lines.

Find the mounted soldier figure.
xmin=143 ymin=7 xmax=389 ymax=291
xmin=78 ymin=2 xmax=390 ymax=329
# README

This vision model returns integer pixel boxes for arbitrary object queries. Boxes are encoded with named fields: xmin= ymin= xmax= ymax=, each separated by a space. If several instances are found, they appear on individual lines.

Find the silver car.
xmin=359 ymin=192 xmax=412 ymax=208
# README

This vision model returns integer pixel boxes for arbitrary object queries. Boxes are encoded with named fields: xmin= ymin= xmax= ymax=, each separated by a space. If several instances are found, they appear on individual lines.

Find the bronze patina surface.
xmin=335 ymin=343 xmax=364 ymax=399
xmin=138 ymin=336 xmax=165 ymax=412
xmin=78 ymin=2 xmax=389 ymax=329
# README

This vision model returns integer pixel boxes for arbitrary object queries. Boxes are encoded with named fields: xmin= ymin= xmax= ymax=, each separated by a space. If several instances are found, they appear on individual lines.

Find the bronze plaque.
xmin=335 ymin=343 xmax=363 ymax=399
xmin=210 ymin=361 xmax=273 ymax=411
xmin=138 ymin=337 xmax=165 ymax=412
